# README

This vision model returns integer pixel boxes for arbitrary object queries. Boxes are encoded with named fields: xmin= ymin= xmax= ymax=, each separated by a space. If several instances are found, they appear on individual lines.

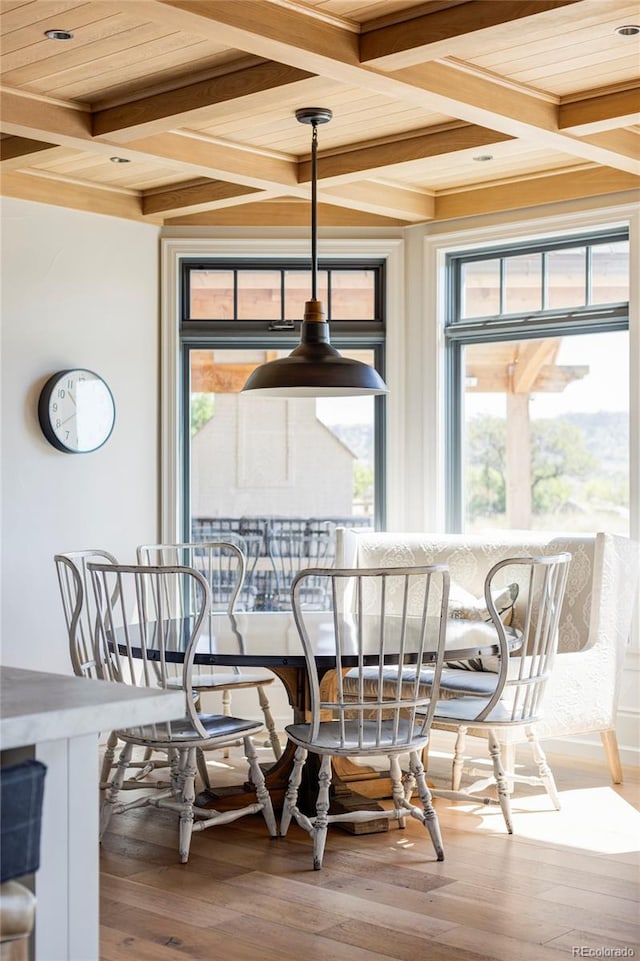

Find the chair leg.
xmin=243 ymin=736 xmax=277 ymax=837
xmin=451 ymin=725 xmax=467 ymax=790
xmin=409 ymin=750 xmax=445 ymax=861
xmin=222 ymin=690 xmax=232 ymax=759
xmin=280 ymin=746 xmax=307 ymax=837
xmin=526 ymin=727 xmax=560 ymax=811
xmin=99 ymin=730 xmax=119 ymax=790
xmin=196 ymin=748 xmax=211 ymax=792
xmin=488 ymin=729 xmax=513 ymax=834
xmin=389 ymin=754 xmax=407 ymax=829
xmin=313 ymin=754 xmax=332 ymax=871
xmin=100 ymin=740 xmax=133 ymax=839
xmin=601 ymin=729 xmax=623 ymax=784
xmin=257 ymin=684 xmax=282 ymax=760
xmin=178 ymin=748 xmax=197 ymax=864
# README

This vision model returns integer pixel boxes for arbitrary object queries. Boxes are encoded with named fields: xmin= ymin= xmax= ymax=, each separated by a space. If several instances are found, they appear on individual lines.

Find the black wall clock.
xmin=38 ymin=369 xmax=116 ymax=453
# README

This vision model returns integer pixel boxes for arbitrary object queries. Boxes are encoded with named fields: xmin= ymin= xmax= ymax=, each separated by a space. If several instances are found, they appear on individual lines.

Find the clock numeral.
xmin=57 ymin=388 xmax=65 ymax=398
xmin=67 ymin=379 xmax=74 ymax=389
xmin=56 ymin=418 xmax=61 ymax=428
xmin=52 ymin=402 xmax=57 ymax=412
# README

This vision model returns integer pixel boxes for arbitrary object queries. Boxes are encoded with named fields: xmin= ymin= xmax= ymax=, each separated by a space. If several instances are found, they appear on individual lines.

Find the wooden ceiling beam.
xmin=302 ymin=125 xmax=514 ymax=185
xmin=164 ymin=199 xmax=405 ymax=228
xmin=321 ymin=181 xmax=434 ymax=222
xmin=93 ymin=61 xmax=316 ymax=142
xmin=141 ymin=180 xmax=264 ymax=217
xmin=0 ymin=136 xmax=66 ymax=171
xmin=559 ymin=86 xmax=640 ymax=135
xmin=435 ymin=166 xmax=639 ymax=221
xmin=0 ymin=171 xmax=147 ymax=221
xmin=359 ymin=0 xmax=582 ymax=69
xmin=141 ymin=1 xmax=637 ymax=176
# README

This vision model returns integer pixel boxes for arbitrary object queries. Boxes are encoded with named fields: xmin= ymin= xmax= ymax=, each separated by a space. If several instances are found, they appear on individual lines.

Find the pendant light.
xmin=241 ymin=108 xmax=388 ymax=397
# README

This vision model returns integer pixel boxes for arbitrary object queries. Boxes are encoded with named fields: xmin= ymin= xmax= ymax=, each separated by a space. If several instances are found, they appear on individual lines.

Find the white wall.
xmin=1 ymin=198 xmax=160 ymax=674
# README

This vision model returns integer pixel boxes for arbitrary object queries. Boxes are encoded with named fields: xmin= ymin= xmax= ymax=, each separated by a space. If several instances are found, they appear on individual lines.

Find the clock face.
xmin=38 ymin=369 xmax=116 ymax=453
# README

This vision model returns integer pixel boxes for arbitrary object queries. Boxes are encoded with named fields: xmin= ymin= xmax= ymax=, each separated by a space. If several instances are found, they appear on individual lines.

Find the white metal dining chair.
xmin=280 ymin=564 xmax=450 ymax=870
xmin=430 ymin=552 xmax=571 ymax=833
xmin=54 ymin=549 xmax=169 ymax=789
xmin=136 ymin=542 xmax=282 ymax=770
xmin=88 ymin=561 xmax=278 ymax=863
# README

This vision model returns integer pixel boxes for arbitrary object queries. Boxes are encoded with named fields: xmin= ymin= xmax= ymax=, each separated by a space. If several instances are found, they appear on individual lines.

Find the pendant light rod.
xmin=295 ymin=107 xmax=332 ymax=302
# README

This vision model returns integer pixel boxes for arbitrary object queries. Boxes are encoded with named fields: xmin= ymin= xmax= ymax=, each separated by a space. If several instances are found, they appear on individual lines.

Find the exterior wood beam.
xmin=511 ymin=340 xmax=560 ymax=394
xmin=360 ymin=0 xmax=582 ymax=69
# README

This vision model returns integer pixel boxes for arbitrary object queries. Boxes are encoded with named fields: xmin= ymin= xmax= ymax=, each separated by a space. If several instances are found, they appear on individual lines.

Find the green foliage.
xmin=465 ymin=414 xmax=598 ymax=519
xmin=191 ymin=394 xmax=215 ymax=435
xmin=353 ymin=462 xmax=374 ymax=502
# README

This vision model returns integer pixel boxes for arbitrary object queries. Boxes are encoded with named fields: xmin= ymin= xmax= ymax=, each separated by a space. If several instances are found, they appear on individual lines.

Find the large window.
xmin=179 ymin=258 xmax=386 ymax=606
xmin=446 ymin=229 xmax=630 ymax=534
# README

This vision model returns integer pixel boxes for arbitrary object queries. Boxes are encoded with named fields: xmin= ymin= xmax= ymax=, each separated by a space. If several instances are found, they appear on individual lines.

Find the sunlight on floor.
xmin=435 ymin=785 xmax=640 ymax=854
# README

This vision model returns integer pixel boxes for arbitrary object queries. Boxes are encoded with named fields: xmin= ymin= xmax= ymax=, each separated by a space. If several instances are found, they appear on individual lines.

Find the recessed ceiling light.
xmin=615 ymin=24 xmax=640 ymax=35
xmin=44 ymin=29 xmax=74 ymax=40
xmin=109 ymin=157 xmax=130 ymax=164
xmin=473 ymin=154 xmax=493 ymax=162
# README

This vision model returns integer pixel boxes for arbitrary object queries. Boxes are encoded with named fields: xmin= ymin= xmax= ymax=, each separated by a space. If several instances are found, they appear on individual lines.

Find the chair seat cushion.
xmin=343 ymin=665 xmax=499 ymax=699
xmin=116 ymin=712 xmax=263 ymax=748
xmin=285 ymin=719 xmax=429 ymax=755
xmin=433 ymin=696 xmax=537 ymax=726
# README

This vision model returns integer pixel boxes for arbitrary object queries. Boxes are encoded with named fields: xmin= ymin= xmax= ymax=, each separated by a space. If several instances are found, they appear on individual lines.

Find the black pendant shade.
xmin=241 ymin=108 xmax=388 ymax=398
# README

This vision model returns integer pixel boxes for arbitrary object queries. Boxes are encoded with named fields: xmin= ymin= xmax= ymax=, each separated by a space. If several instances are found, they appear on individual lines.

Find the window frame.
xmin=161 ymin=237 xmax=405 ymax=543
xmin=444 ymin=227 xmax=630 ymax=532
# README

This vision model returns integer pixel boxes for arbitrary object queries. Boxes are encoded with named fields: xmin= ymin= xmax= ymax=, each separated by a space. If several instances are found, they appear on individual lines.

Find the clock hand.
xmin=59 ymin=412 xmax=77 ymax=427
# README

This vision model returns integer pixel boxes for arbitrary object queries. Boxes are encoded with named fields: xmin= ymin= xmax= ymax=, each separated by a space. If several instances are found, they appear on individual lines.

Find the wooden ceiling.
xmin=1 ymin=0 xmax=638 ymax=227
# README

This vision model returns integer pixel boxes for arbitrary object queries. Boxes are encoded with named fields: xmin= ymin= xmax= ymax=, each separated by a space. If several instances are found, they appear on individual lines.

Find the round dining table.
xmin=110 ymin=608 xmax=514 ymax=833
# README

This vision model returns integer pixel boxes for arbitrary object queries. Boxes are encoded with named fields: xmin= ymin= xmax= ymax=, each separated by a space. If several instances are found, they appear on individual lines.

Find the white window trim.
xmin=160 ymin=236 xmax=405 ymax=540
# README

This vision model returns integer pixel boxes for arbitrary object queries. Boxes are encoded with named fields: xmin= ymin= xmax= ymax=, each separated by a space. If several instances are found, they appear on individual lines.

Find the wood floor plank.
xmin=99 ymin=747 xmax=640 ymax=961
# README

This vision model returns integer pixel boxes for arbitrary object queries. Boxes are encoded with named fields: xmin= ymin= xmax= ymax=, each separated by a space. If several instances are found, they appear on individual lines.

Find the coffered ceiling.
xmin=1 ymin=0 xmax=638 ymax=227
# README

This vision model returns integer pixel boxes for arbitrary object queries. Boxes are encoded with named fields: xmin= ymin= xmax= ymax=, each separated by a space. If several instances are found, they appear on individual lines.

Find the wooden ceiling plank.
xmin=435 ymin=166 xmax=639 ymax=220
xmin=559 ymin=86 xmax=640 ymax=134
xmin=359 ymin=0 xmax=583 ymax=69
xmin=93 ymin=61 xmax=316 ymax=140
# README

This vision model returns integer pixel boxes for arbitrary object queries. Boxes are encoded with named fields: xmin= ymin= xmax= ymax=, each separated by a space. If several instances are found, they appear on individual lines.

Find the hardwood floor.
xmin=99 ymin=733 xmax=640 ymax=961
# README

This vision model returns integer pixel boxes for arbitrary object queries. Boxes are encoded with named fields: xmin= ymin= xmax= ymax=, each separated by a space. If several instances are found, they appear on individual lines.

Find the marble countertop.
xmin=0 ymin=665 xmax=184 ymax=750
